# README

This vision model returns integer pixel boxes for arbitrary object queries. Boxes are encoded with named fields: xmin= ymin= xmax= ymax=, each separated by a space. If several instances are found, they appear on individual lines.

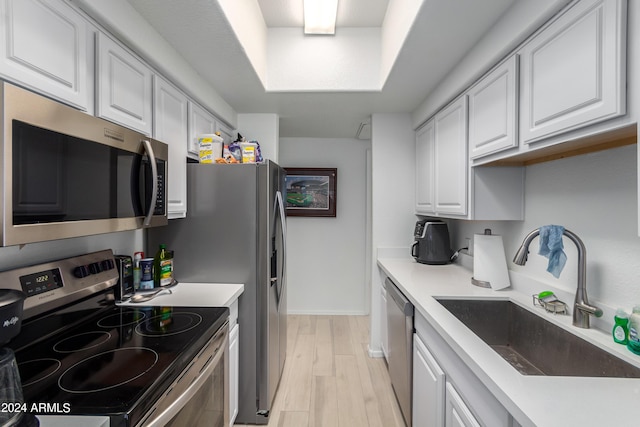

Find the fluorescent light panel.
xmin=304 ymin=0 xmax=338 ymax=34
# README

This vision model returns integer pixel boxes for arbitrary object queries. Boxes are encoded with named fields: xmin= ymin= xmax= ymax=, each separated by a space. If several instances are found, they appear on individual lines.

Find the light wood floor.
xmin=235 ymin=315 xmax=406 ymax=427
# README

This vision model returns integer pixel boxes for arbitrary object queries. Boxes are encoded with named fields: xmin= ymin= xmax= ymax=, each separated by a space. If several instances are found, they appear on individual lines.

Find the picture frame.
xmin=284 ymin=168 xmax=337 ymax=217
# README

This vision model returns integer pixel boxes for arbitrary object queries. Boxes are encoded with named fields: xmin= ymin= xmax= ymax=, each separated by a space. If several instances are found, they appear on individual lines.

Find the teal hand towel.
xmin=538 ymin=225 xmax=567 ymax=278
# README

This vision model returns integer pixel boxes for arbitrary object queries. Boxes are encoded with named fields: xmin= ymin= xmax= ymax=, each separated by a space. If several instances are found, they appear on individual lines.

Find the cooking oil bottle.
xmin=153 ymin=244 xmax=173 ymax=287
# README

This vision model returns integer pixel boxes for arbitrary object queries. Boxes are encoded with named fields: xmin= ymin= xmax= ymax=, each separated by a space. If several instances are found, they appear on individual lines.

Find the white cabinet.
xmin=188 ymin=101 xmax=217 ymax=157
xmin=434 ymin=96 xmax=468 ymax=216
xmin=97 ymin=31 xmax=153 ymax=135
xmin=229 ymin=322 xmax=239 ymax=427
xmin=153 ymin=75 xmax=188 ymax=219
xmin=519 ymin=0 xmax=626 ymax=144
xmin=415 ymin=120 xmax=435 ymax=215
xmin=445 ymin=382 xmax=481 ymax=427
xmin=216 ymin=122 xmax=234 ymax=145
xmin=413 ymin=334 xmax=445 ymax=427
xmin=0 ymin=0 xmax=90 ymax=110
xmin=414 ymin=313 xmax=514 ymax=427
xmin=414 ymin=98 xmax=524 ymax=221
xmin=468 ymin=55 xmax=519 ymax=159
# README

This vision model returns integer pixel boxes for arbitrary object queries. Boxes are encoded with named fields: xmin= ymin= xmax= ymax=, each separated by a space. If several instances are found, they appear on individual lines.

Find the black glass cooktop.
xmin=10 ymin=294 xmax=228 ymax=426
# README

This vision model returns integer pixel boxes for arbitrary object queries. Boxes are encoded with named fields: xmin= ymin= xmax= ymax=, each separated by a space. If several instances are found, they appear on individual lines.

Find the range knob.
xmin=89 ymin=262 xmax=103 ymax=274
xmin=100 ymin=259 xmax=115 ymax=271
xmin=73 ymin=265 xmax=90 ymax=278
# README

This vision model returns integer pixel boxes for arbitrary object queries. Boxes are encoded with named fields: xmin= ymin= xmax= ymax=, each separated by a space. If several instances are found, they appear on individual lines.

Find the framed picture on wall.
xmin=284 ymin=168 xmax=337 ymax=217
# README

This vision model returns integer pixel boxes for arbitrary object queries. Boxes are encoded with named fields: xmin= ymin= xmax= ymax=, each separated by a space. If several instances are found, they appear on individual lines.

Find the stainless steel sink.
xmin=437 ymin=299 xmax=640 ymax=377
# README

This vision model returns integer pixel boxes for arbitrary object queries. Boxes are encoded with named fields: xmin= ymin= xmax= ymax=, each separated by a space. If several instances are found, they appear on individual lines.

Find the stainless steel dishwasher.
xmin=386 ymin=277 xmax=414 ymax=427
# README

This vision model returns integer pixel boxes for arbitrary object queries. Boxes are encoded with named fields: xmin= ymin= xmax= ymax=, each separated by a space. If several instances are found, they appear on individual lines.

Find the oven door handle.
xmin=142 ymin=139 xmax=158 ymax=227
xmin=142 ymin=328 xmax=228 ymax=427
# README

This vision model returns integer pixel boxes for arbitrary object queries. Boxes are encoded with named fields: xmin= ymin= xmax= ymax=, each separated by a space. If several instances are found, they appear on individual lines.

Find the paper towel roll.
xmin=473 ymin=231 xmax=511 ymax=290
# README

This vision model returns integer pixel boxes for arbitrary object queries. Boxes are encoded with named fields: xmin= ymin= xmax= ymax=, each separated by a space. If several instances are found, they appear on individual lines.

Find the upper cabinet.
xmin=415 ymin=120 xmax=435 ymax=215
xmin=0 ymin=0 xmax=90 ymax=111
xmin=519 ymin=0 xmax=626 ymax=144
xmin=154 ymin=75 xmax=188 ymax=219
xmin=468 ymin=55 xmax=519 ymax=159
xmin=96 ymin=32 xmax=153 ymax=136
xmin=188 ymin=101 xmax=217 ymax=157
xmin=434 ymin=97 xmax=469 ymax=216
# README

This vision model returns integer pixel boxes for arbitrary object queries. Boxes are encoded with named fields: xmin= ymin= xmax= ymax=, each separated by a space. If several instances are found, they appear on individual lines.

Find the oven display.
xmin=19 ymin=268 xmax=63 ymax=296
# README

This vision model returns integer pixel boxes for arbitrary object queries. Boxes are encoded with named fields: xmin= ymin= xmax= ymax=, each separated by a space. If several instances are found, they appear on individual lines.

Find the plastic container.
xmin=613 ymin=309 xmax=629 ymax=345
xmin=199 ymin=134 xmax=223 ymax=163
xmin=240 ymin=142 xmax=258 ymax=163
xmin=139 ymin=258 xmax=154 ymax=290
xmin=627 ymin=306 xmax=640 ymax=354
xmin=153 ymin=244 xmax=173 ymax=287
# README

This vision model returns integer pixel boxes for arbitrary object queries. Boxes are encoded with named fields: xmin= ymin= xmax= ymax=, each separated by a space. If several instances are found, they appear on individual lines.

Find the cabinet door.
xmin=154 ymin=75 xmax=188 ymax=219
xmin=415 ymin=120 xmax=435 ymax=214
xmin=229 ymin=323 xmax=239 ymax=427
xmin=445 ymin=382 xmax=480 ymax=427
xmin=413 ymin=334 xmax=445 ymax=427
xmin=434 ymin=97 xmax=468 ymax=216
xmin=519 ymin=0 xmax=626 ymax=144
xmin=188 ymin=101 xmax=217 ymax=157
xmin=216 ymin=122 xmax=234 ymax=145
xmin=0 ymin=0 xmax=89 ymax=110
xmin=468 ymin=55 xmax=518 ymax=159
xmin=97 ymin=32 xmax=153 ymax=135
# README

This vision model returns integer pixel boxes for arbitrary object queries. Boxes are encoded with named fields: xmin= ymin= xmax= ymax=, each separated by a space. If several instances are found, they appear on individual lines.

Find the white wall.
xmin=280 ymin=137 xmax=371 ymax=314
xmin=450 ymin=144 xmax=640 ymax=321
xmin=369 ymin=113 xmax=416 ymax=355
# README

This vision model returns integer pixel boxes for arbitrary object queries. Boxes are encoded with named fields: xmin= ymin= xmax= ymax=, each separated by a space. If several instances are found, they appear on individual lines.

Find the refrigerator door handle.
xmin=271 ymin=191 xmax=287 ymax=309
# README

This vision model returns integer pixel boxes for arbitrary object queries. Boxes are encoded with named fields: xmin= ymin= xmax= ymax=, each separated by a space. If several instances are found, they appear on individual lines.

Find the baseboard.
xmin=285 ymin=310 xmax=369 ymax=316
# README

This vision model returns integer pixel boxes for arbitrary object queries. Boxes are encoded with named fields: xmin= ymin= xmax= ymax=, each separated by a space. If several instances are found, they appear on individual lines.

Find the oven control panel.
xmin=0 ymin=249 xmax=118 ymax=320
xmin=19 ymin=268 xmax=63 ymax=297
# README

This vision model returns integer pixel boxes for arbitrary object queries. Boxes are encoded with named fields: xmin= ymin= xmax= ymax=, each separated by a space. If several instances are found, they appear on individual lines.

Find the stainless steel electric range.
xmin=3 ymin=250 xmax=229 ymax=427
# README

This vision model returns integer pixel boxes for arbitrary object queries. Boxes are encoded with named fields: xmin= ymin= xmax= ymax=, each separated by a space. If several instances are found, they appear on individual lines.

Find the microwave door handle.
xmin=142 ymin=139 xmax=158 ymax=227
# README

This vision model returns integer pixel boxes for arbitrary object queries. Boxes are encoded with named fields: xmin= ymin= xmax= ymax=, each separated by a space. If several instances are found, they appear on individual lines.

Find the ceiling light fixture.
xmin=304 ymin=0 xmax=338 ymax=35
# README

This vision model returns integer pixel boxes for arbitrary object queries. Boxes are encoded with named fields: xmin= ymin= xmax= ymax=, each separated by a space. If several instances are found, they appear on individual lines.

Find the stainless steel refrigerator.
xmin=147 ymin=161 xmax=287 ymax=425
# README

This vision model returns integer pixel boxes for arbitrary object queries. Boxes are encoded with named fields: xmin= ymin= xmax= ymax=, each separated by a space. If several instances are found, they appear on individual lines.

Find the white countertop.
xmin=378 ymin=256 xmax=640 ymax=427
xmin=117 ymin=282 xmax=244 ymax=307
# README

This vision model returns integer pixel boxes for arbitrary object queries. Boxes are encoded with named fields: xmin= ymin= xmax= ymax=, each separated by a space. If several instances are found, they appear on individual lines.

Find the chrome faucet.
xmin=513 ymin=228 xmax=603 ymax=328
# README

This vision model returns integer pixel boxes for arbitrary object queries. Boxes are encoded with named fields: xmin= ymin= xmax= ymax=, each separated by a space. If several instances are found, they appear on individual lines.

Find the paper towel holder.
xmin=471 ymin=228 xmax=509 ymax=289
xmin=471 ymin=229 xmax=493 ymax=287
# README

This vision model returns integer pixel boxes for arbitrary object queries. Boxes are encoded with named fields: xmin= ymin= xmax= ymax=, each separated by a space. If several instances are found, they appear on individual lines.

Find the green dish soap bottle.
xmin=153 ymin=244 xmax=173 ymax=287
xmin=613 ymin=309 xmax=629 ymax=345
xmin=627 ymin=306 xmax=640 ymax=355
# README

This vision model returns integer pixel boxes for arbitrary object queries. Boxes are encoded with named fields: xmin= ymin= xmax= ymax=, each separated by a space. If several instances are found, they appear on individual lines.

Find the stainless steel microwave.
xmin=1 ymin=82 xmax=168 ymax=247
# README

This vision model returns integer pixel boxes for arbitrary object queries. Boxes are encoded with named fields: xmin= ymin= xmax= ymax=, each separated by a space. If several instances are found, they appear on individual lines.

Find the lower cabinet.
xmin=412 ymin=334 xmax=444 ymax=427
xmin=229 ymin=322 xmax=239 ymax=427
xmin=413 ymin=313 xmax=515 ymax=427
xmin=445 ymin=382 xmax=480 ymax=427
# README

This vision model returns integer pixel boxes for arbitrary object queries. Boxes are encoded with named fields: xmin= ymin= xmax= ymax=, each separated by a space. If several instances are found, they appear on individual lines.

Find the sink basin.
xmin=437 ymin=299 xmax=640 ymax=378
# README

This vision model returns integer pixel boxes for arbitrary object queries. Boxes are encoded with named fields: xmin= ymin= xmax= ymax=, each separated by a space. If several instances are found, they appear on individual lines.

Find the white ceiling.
xmin=126 ymin=0 xmax=518 ymax=138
